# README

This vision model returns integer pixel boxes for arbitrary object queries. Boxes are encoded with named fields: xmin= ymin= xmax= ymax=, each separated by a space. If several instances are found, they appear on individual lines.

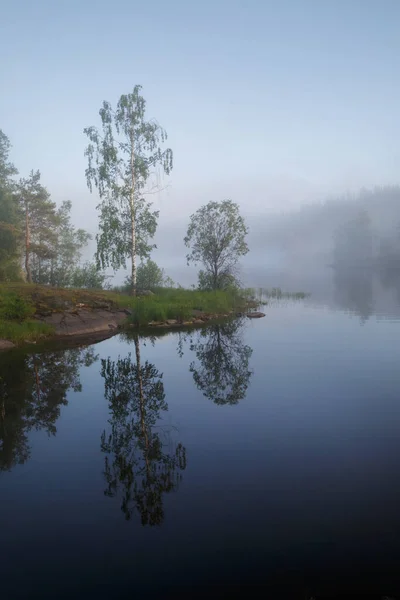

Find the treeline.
xmin=256 ymin=186 xmax=400 ymax=269
xmin=0 ymin=130 xmax=106 ymax=288
xmin=331 ymin=207 xmax=400 ymax=272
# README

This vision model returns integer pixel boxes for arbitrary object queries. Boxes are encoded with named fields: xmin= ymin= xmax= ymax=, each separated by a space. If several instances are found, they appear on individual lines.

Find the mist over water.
xmin=239 ymin=186 xmax=400 ymax=321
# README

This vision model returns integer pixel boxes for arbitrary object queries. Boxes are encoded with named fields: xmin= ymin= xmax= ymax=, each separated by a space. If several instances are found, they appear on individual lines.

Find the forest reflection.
xmin=0 ymin=346 xmax=98 ymax=472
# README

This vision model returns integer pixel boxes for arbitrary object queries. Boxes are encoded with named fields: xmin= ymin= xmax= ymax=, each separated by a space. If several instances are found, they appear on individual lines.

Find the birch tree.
xmin=84 ymin=85 xmax=173 ymax=295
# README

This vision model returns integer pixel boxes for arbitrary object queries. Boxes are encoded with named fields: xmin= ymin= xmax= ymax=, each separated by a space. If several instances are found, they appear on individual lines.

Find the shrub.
xmin=0 ymin=293 xmax=35 ymax=321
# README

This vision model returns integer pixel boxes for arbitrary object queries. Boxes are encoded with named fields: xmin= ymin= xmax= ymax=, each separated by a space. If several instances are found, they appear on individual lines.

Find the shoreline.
xmin=0 ymin=284 xmax=265 ymax=352
xmin=0 ymin=306 xmax=265 ymax=352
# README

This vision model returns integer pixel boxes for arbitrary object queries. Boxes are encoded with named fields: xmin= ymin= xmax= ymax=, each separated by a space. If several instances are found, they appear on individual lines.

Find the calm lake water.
xmin=1 ymin=298 xmax=400 ymax=598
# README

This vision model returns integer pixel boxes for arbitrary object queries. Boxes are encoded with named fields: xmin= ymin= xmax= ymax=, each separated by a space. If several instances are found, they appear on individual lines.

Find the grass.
xmin=0 ymin=286 xmax=55 ymax=343
xmin=125 ymin=288 xmax=242 ymax=326
xmin=0 ymin=282 xmax=247 ymax=342
xmin=244 ymin=286 xmax=310 ymax=301
xmin=0 ymin=320 xmax=54 ymax=344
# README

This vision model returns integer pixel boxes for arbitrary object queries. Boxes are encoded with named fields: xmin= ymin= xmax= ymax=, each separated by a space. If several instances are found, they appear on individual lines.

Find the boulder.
xmin=247 ymin=312 xmax=266 ymax=319
xmin=38 ymin=308 xmax=128 ymax=337
xmin=0 ymin=339 xmax=16 ymax=350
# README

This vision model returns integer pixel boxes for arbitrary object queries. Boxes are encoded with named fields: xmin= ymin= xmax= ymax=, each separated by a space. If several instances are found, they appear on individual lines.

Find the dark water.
xmin=1 ymin=300 xmax=400 ymax=599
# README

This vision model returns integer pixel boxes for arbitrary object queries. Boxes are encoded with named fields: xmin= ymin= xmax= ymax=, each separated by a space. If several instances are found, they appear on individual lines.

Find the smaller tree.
xmin=71 ymin=261 xmax=109 ymax=289
xmin=50 ymin=200 xmax=92 ymax=287
xmin=184 ymin=200 xmax=249 ymax=290
xmin=136 ymin=259 xmax=165 ymax=290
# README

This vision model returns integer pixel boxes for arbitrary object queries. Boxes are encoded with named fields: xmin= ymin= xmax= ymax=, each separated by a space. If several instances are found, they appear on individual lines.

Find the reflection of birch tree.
xmin=0 ymin=346 xmax=98 ymax=471
xmin=186 ymin=319 xmax=253 ymax=406
xmin=100 ymin=337 xmax=186 ymax=526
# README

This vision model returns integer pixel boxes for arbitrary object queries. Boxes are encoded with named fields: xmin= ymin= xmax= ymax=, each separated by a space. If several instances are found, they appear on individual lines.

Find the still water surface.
xmin=1 ymin=300 xmax=400 ymax=598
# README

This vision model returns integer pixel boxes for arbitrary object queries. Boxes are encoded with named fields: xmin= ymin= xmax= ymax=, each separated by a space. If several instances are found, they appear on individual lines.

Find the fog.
xmin=120 ymin=184 xmax=400 ymax=324
xmin=235 ymin=186 xmax=400 ymax=320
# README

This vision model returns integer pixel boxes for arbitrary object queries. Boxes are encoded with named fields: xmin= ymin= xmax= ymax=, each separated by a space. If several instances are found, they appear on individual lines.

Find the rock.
xmin=166 ymin=319 xmax=178 ymax=325
xmin=38 ymin=308 xmax=129 ymax=337
xmin=92 ymin=301 xmax=112 ymax=310
xmin=45 ymin=296 xmax=74 ymax=310
xmin=136 ymin=289 xmax=155 ymax=297
xmin=122 ymin=308 xmax=133 ymax=316
xmin=247 ymin=312 xmax=266 ymax=319
xmin=0 ymin=339 xmax=16 ymax=350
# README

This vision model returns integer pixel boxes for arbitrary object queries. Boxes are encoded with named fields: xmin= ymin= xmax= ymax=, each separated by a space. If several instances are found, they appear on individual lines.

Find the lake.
xmin=1 ymin=298 xmax=400 ymax=598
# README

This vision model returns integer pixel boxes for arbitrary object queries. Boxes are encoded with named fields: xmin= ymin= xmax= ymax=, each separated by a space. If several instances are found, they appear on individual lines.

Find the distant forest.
xmin=246 ymin=186 xmax=400 ymax=321
xmin=255 ymin=186 xmax=400 ymax=271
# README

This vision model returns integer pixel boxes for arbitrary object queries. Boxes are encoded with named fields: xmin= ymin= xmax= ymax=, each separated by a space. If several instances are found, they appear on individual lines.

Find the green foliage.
xmin=134 ymin=259 xmax=174 ymax=291
xmin=0 ymin=129 xmax=18 ymax=188
xmin=71 ymin=261 xmax=108 ymax=290
xmin=17 ymin=170 xmax=60 ymax=283
xmin=184 ymin=200 xmax=249 ymax=290
xmin=48 ymin=200 xmax=92 ymax=287
xmin=0 ymin=320 xmax=53 ymax=344
xmin=0 ymin=130 xmax=21 ymax=281
xmin=125 ymin=288 xmax=240 ymax=326
xmin=0 ymin=293 xmax=35 ymax=320
xmin=130 ymin=299 xmax=168 ymax=325
xmin=260 ymin=287 xmax=309 ymax=300
xmin=0 ymin=188 xmax=22 ymax=281
xmin=84 ymin=85 xmax=173 ymax=291
xmin=0 ymin=131 xmax=93 ymax=288
xmin=197 ymin=269 xmax=239 ymax=291
xmin=136 ymin=259 xmax=165 ymax=290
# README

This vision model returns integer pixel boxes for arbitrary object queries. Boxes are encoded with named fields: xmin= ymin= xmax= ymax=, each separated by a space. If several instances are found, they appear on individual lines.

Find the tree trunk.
xmin=135 ymin=337 xmax=150 ymax=470
xmin=130 ymin=134 xmax=137 ymax=296
xmin=50 ymin=258 xmax=54 ymax=286
xmin=213 ymin=264 xmax=218 ymax=290
xmin=25 ymin=201 xmax=32 ymax=283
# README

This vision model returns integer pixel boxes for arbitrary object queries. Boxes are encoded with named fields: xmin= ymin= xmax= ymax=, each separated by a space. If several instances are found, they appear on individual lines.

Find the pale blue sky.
xmin=1 ymin=0 xmax=399 ymax=279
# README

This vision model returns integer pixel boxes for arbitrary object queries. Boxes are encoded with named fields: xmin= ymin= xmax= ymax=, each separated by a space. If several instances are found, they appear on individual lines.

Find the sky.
xmin=1 ymin=0 xmax=399 ymax=283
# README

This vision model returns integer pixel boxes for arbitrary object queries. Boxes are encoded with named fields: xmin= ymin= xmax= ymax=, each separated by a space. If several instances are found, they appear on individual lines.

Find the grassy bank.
xmin=0 ymin=283 xmax=247 ymax=344
xmin=123 ymin=287 xmax=243 ymax=325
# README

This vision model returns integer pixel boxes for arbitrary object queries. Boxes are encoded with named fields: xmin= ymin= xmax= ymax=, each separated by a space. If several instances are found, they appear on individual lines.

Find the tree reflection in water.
xmin=0 ymin=346 xmax=98 ymax=472
xmin=100 ymin=336 xmax=186 ymax=526
xmin=180 ymin=318 xmax=253 ymax=406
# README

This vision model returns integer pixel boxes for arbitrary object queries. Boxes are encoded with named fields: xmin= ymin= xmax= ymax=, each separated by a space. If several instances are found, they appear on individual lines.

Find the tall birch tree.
xmin=84 ymin=85 xmax=173 ymax=295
